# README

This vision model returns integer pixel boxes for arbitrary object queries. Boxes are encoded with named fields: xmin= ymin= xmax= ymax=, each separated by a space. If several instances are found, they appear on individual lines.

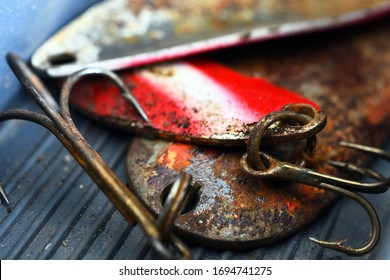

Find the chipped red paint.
xmin=130 ymin=72 xmax=200 ymax=136
xmin=157 ymin=142 xmax=194 ymax=170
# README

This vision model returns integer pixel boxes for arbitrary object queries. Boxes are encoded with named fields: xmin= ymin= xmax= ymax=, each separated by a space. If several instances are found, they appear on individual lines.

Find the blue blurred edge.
xmin=0 ymin=0 xmax=101 ymax=111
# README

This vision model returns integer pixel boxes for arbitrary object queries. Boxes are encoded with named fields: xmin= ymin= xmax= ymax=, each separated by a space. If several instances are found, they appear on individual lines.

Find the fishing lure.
xmin=69 ymin=59 xmax=326 ymax=146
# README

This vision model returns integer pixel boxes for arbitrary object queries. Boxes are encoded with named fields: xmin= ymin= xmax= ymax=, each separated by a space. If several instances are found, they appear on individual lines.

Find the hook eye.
xmin=246 ymin=107 xmax=318 ymax=171
xmin=240 ymin=152 xmax=282 ymax=178
xmin=261 ymin=103 xmax=327 ymax=145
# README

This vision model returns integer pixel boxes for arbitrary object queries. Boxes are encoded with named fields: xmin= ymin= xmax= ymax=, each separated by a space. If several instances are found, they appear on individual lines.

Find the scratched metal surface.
xmin=1 ymin=2 xmax=390 ymax=260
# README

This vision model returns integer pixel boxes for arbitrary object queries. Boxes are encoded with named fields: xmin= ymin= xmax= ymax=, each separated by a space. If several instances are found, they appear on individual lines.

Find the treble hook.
xmin=240 ymin=106 xmax=390 ymax=256
xmin=0 ymin=53 xmax=192 ymax=259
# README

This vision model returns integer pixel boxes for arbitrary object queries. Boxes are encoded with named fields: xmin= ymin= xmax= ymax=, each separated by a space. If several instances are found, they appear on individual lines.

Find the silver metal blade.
xmin=31 ymin=0 xmax=390 ymax=77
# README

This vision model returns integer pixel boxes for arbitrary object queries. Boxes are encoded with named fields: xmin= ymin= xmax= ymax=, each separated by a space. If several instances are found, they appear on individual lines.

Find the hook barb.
xmin=308 ymin=183 xmax=380 ymax=256
xmin=339 ymin=141 xmax=390 ymax=161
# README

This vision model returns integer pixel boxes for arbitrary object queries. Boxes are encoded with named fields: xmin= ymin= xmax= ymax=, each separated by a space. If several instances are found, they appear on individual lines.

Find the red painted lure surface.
xmin=71 ymin=58 xmax=318 ymax=145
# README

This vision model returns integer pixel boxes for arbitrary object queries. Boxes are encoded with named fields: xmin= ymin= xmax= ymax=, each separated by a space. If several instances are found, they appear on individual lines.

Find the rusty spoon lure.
xmin=0 ymin=53 xmax=193 ymax=259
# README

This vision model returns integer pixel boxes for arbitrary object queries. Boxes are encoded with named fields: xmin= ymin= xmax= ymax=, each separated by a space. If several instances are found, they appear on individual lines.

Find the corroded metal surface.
xmin=126 ymin=21 xmax=390 ymax=249
xmin=127 ymin=138 xmax=336 ymax=249
xmin=32 ymin=0 xmax=390 ymax=76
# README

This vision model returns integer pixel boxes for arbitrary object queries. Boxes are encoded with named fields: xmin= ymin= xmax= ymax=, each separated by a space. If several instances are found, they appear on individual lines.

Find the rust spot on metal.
xmin=157 ymin=142 xmax=194 ymax=170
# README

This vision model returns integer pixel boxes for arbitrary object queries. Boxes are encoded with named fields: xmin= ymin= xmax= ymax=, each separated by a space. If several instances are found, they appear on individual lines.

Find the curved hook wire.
xmin=0 ymin=109 xmax=67 ymax=211
xmin=157 ymin=172 xmax=193 ymax=238
xmin=308 ymin=183 xmax=380 ymax=256
xmin=241 ymin=106 xmax=390 ymax=256
xmin=59 ymin=67 xmax=149 ymax=123
xmin=260 ymin=103 xmax=327 ymax=146
xmin=57 ymin=65 xmax=193 ymax=259
xmin=3 ymin=53 xmax=192 ymax=259
xmin=137 ymin=172 xmax=194 ymax=259
xmin=247 ymin=109 xmax=317 ymax=170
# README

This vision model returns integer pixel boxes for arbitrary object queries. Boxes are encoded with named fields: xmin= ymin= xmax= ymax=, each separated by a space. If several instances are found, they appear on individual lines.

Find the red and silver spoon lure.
xmin=69 ymin=58 xmax=325 ymax=146
xmin=30 ymin=0 xmax=390 ymax=145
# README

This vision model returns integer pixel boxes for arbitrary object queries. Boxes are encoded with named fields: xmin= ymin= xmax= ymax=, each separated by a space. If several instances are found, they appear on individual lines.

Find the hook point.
xmin=0 ymin=182 xmax=12 ymax=212
xmin=339 ymin=141 xmax=390 ymax=160
xmin=121 ymin=88 xmax=149 ymax=122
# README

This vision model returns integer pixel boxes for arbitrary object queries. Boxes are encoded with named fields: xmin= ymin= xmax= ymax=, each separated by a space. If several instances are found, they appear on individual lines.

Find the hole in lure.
xmin=48 ymin=53 xmax=77 ymax=66
xmin=161 ymin=181 xmax=201 ymax=215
